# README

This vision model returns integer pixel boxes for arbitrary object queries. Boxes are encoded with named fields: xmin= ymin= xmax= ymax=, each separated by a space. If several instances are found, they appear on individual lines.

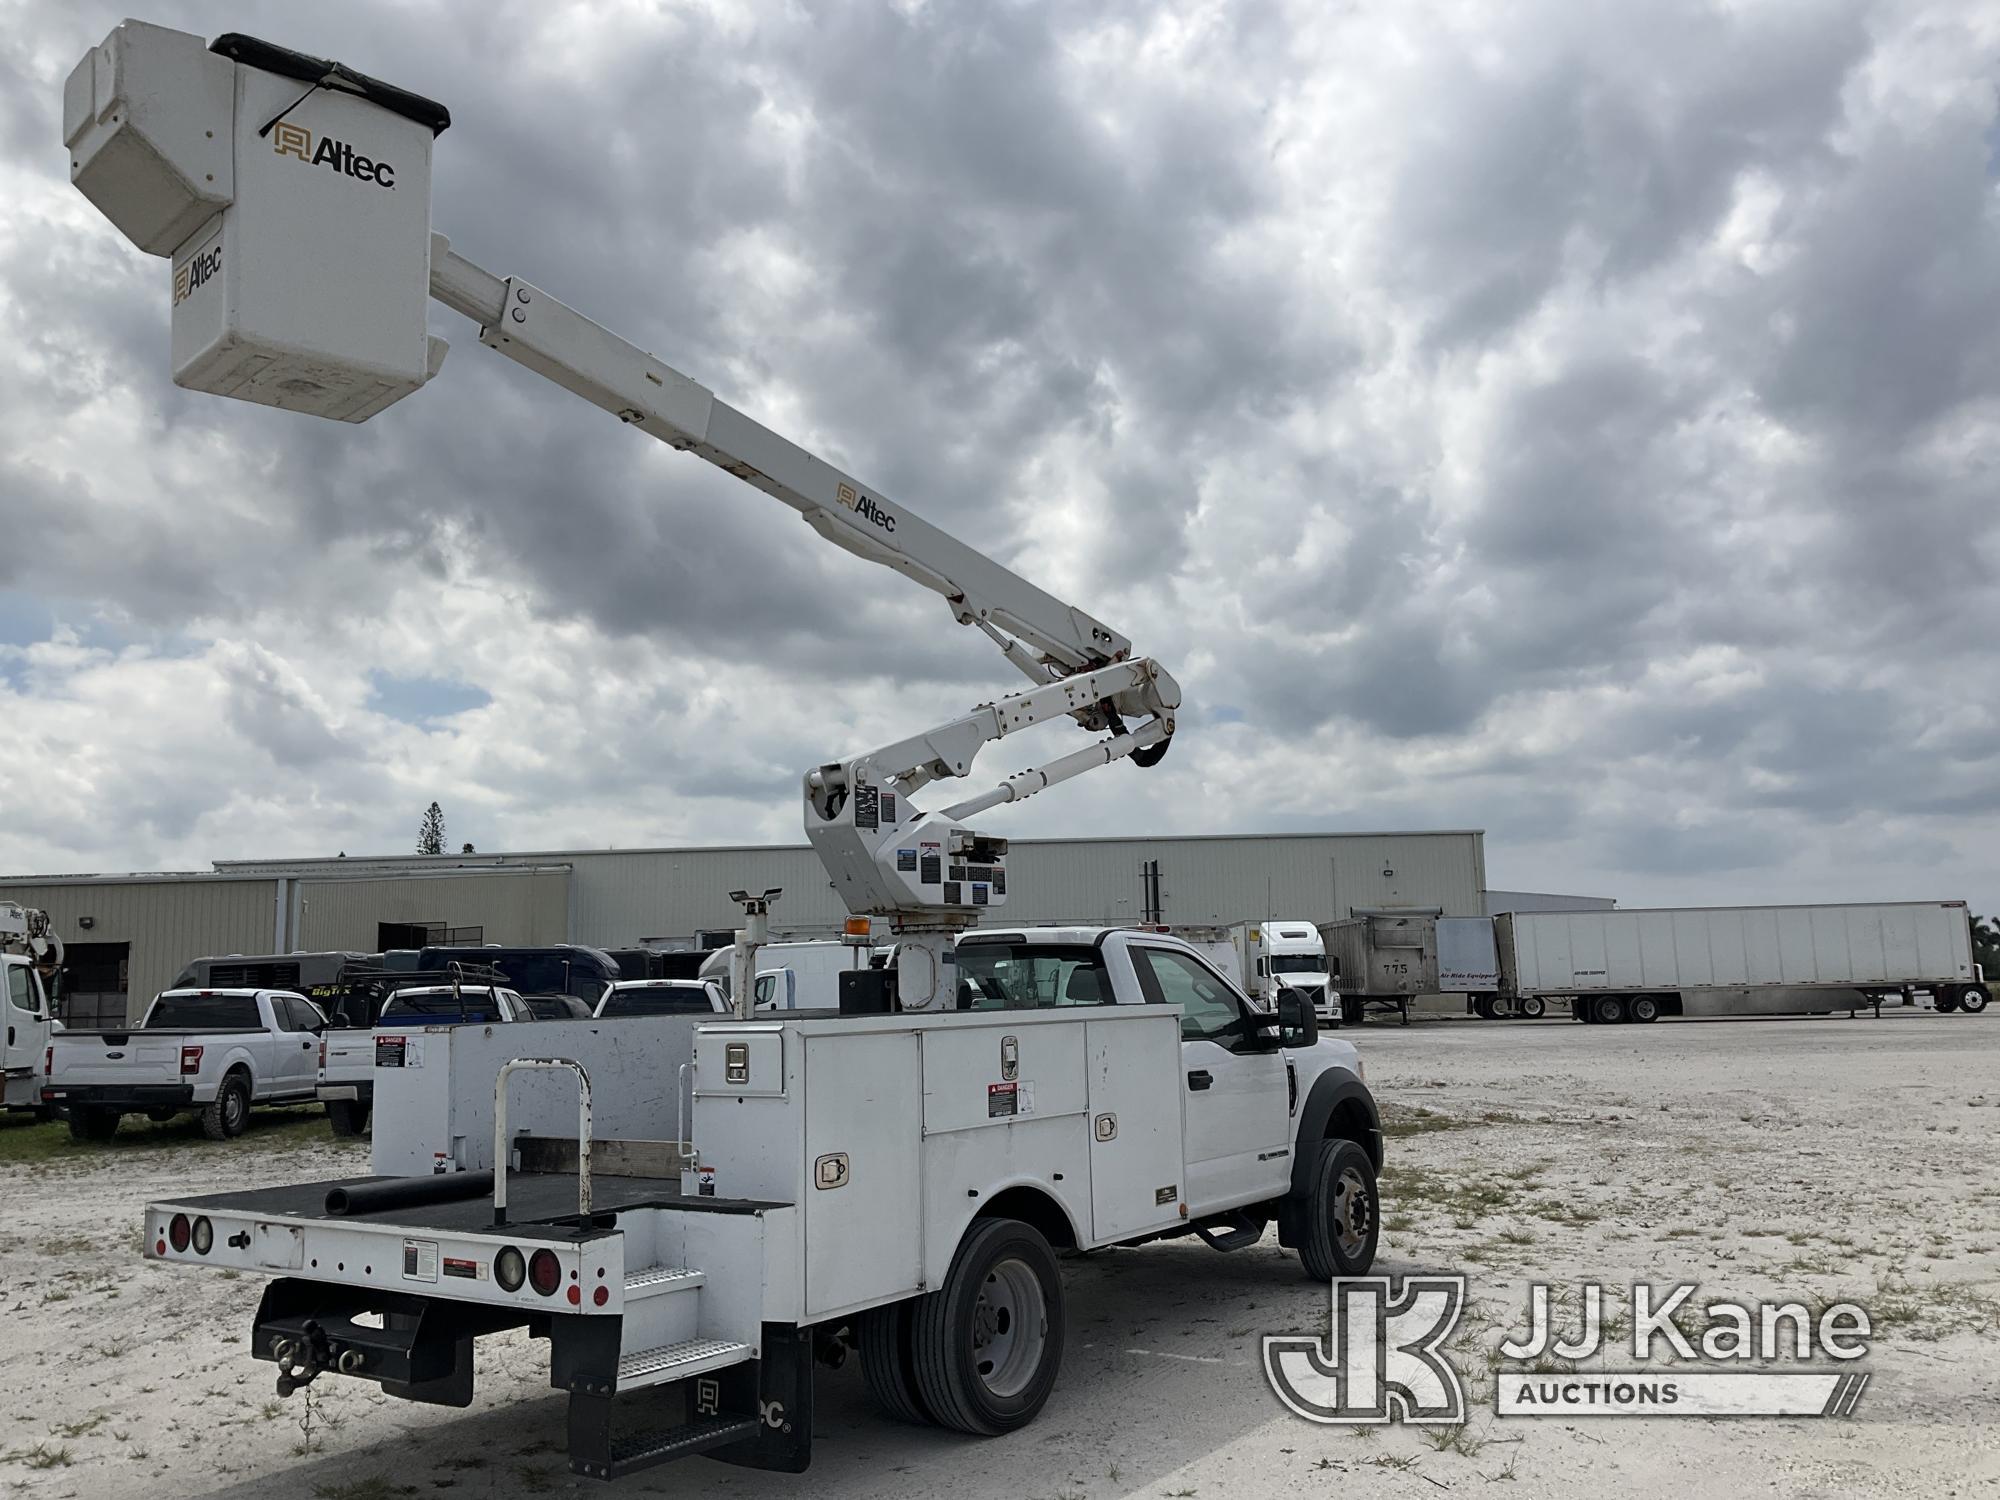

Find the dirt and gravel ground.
xmin=3 ymin=1011 xmax=1997 ymax=1500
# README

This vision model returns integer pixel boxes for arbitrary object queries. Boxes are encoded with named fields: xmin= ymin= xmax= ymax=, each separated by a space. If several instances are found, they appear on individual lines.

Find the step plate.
xmin=617 ymin=1337 xmax=753 ymax=1390
xmin=573 ymin=1413 xmax=763 ymax=1481
xmin=624 ymin=1265 xmax=704 ymax=1295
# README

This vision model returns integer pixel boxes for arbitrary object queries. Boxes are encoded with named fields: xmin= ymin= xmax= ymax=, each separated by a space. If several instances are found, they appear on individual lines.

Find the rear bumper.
xmin=41 ymin=1083 xmax=195 ymax=1111
xmin=316 ymin=1083 xmax=370 ymax=1102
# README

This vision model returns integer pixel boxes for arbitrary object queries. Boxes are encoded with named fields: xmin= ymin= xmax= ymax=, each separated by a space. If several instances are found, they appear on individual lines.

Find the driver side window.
xmin=1132 ymin=947 xmax=1246 ymax=1046
xmin=6 ymin=965 xmax=35 ymax=1016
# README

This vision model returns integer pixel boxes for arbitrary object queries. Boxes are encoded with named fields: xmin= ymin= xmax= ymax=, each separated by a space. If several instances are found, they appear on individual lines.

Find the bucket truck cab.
xmin=140 ymin=929 xmax=1382 ymax=1479
xmin=2 ymin=904 xmax=61 ymax=1115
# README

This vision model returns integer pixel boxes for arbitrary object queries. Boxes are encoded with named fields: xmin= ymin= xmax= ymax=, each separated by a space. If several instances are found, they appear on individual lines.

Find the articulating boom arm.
xmin=63 ymin=22 xmax=1181 ymax=1004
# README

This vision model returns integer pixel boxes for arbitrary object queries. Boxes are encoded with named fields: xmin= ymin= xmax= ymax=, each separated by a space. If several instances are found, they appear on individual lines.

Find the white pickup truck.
xmin=319 ymin=980 xmax=531 ymax=1137
xmin=142 ymin=927 xmax=1383 ymax=1480
xmin=45 ymin=988 xmax=328 ymax=1142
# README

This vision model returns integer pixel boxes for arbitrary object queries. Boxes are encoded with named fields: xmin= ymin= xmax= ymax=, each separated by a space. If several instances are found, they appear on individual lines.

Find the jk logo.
xmin=1263 ymin=1275 xmax=1467 ymax=1424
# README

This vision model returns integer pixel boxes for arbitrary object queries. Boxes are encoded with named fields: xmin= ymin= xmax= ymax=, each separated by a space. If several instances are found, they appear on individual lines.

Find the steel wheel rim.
xmin=226 ymin=1088 xmax=245 ymax=1129
xmin=1332 ymin=1165 xmax=1373 ymax=1258
xmin=971 ymin=1256 xmax=1047 ymax=1399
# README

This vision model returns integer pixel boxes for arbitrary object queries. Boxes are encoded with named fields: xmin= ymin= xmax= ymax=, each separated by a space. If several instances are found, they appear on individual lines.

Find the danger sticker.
xmin=988 ymin=1081 xmax=1018 ymax=1118
xmin=442 ymin=1257 xmax=484 ymax=1281
xmin=375 ymin=1035 xmax=406 ymax=1067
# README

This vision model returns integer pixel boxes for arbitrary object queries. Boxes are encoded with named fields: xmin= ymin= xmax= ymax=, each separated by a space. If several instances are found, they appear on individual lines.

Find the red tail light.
xmin=168 ymin=1213 xmax=191 ymax=1253
xmin=180 ymin=1045 xmax=203 ymax=1075
xmin=528 ymin=1249 xmax=561 ymax=1297
xmin=44 ymin=1046 xmax=53 ymax=1077
xmin=318 ymin=1039 xmax=327 ymax=1069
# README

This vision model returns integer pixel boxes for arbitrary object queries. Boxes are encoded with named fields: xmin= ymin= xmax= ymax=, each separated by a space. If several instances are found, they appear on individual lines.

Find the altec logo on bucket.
xmin=271 ymin=121 xmax=397 ymax=187
xmin=173 ymin=239 xmax=221 ymax=305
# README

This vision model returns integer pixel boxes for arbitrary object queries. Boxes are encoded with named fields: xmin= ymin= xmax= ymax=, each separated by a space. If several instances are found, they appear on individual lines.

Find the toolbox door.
xmin=803 ymin=1030 xmax=922 ymax=1319
xmin=1084 ymin=1016 xmax=1185 ymax=1242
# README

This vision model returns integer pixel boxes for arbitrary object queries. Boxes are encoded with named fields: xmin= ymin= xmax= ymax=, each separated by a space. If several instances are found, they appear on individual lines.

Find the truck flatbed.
xmin=172 ymin=1172 xmax=786 ymax=1236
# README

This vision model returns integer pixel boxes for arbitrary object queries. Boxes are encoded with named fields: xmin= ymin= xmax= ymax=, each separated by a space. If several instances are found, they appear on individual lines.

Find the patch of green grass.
xmin=0 ymin=1105 xmax=350 ymax=1165
xmin=3 ymin=1443 xmax=74 ymax=1470
xmin=1421 ymin=1424 xmax=1488 ymax=1458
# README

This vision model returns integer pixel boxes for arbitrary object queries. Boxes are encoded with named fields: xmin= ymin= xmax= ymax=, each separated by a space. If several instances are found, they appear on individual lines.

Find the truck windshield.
xmin=599 ymin=985 xmax=713 ymax=1017
xmin=146 ymin=994 xmax=261 ymax=1029
xmin=956 ymin=945 xmax=1111 ymax=1009
xmin=1270 ymin=955 xmax=1324 ymax=975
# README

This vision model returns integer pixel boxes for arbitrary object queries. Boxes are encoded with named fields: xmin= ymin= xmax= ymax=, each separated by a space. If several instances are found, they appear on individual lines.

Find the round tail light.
xmin=191 ymin=1217 xmax=213 ymax=1255
xmin=167 ymin=1213 xmax=191 ymax=1253
xmin=528 ymin=1249 xmax=561 ymax=1297
xmin=494 ymin=1246 xmax=526 ymax=1293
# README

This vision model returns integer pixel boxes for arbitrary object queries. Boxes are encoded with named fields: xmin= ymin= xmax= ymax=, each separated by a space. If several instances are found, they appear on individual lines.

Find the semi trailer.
xmin=1494 ymin=901 xmax=1988 ymax=1023
xmin=1318 ymin=912 xmax=1503 ymax=1024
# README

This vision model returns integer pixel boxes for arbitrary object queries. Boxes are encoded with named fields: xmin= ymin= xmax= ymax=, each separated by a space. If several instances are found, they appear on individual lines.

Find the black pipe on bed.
xmin=324 ymin=1171 xmax=496 ymax=1216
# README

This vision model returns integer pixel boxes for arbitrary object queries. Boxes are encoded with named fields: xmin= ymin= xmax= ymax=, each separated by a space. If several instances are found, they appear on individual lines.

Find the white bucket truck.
xmin=68 ymin=21 xmax=1388 ymax=1481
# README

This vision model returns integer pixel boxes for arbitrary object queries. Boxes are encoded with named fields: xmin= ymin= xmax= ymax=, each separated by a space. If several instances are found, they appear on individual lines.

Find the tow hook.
xmin=271 ymin=1321 xmax=334 ymax=1396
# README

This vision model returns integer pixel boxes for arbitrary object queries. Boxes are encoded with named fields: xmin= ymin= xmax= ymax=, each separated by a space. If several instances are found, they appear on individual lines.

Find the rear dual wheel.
xmin=908 ymin=1218 xmax=1066 ymax=1436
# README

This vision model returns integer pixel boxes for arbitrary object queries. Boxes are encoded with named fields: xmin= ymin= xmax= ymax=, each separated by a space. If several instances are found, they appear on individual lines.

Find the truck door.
xmin=271 ymin=995 xmax=321 ymax=1094
xmin=1128 ymin=945 xmax=1291 ymax=1211
xmin=4 ymin=960 xmax=49 ymax=1079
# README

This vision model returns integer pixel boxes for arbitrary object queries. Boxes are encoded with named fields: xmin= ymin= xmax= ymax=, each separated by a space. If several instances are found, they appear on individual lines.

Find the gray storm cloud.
xmin=0 ymin=0 xmax=1996 ymax=913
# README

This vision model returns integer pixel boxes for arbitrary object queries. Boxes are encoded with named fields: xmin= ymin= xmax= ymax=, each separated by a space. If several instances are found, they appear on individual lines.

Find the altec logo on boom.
xmin=835 ymin=481 xmax=897 ymax=534
xmin=173 ymin=239 xmax=221 ymax=305
xmin=271 ymin=121 xmax=397 ymax=187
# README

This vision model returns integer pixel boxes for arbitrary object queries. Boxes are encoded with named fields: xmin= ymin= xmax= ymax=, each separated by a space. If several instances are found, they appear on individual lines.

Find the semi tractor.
xmin=66 ymin=20 xmax=1387 ymax=1482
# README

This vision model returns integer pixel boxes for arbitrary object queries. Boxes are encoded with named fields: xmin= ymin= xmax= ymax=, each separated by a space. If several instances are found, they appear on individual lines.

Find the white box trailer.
xmin=1495 ymin=901 xmax=1988 ymax=1024
xmin=1318 ymin=912 xmax=1501 ymax=1025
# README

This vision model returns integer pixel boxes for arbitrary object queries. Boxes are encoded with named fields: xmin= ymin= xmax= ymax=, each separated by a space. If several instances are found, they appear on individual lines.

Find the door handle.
xmin=302 ymin=1041 xmax=314 ymax=1050
xmin=1187 ymin=1069 xmax=1213 ymax=1091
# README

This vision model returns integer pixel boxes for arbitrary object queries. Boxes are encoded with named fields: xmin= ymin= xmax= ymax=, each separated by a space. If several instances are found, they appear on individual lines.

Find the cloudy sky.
xmin=3 ymin=0 xmax=1998 ymax=913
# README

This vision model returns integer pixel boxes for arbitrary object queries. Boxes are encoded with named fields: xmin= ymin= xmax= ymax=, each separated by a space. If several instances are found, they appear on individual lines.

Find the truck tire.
xmin=1629 ymin=995 xmax=1661 ymax=1023
xmin=857 ymin=1299 xmax=934 ymax=1425
xmin=1296 ymin=1138 xmax=1379 ymax=1281
xmin=202 ymin=1073 xmax=251 ymax=1141
xmin=67 ymin=1107 xmax=120 ymax=1143
xmin=1520 ymin=996 xmax=1546 ymax=1019
xmin=1591 ymin=995 xmax=1629 ymax=1025
xmin=910 ymin=1217 xmax=1065 ymax=1436
xmin=325 ymin=1100 xmax=370 ymax=1137
xmin=1956 ymin=985 xmax=1989 ymax=1015
xmin=1471 ymin=996 xmax=1496 ymax=1020
xmin=1936 ymin=991 xmax=1961 ymax=1013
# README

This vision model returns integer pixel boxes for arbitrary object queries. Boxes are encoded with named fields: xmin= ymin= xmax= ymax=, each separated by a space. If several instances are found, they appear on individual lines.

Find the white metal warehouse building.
xmin=4 ymin=830 xmax=1488 ymax=1023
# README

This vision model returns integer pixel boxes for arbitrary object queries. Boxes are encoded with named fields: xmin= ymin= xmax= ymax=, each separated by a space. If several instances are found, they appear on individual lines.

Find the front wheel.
xmin=1955 ymin=986 xmax=1989 ymax=1015
xmin=910 ymin=1218 xmax=1065 ymax=1436
xmin=1297 ymin=1138 xmax=1379 ymax=1281
xmin=201 ymin=1075 xmax=250 ymax=1140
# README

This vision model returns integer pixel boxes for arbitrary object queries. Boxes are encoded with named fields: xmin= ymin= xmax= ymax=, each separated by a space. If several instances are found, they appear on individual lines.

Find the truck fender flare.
xmin=1288 ymin=1071 xmax=1381 ymax=1200
xmin=928 ymin=1178 xmax=1081 ymax=1286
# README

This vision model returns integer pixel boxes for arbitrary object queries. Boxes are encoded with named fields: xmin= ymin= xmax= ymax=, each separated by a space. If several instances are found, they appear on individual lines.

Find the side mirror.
xmin=1276 ymin=984 xmax=1319 ymax=1049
